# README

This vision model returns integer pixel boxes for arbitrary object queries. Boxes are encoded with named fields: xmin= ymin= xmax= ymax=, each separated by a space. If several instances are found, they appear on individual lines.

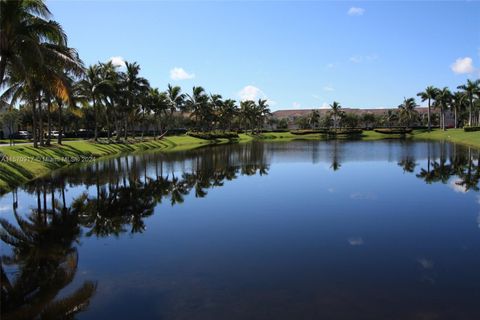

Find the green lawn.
xmin=411 ymin=128 xmax=480 ymax=148
xmin=1 ymin=129 xmax=479 ymax=194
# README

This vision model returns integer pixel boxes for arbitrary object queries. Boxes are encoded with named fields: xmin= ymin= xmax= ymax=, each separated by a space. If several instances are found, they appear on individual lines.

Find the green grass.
xmin=0 ymin=136 xmax=211 ymax=193
xmin=411 ymin=128 xmax=480 ymax=148
xmin=1 ymin=129 xmax=479 ymax=194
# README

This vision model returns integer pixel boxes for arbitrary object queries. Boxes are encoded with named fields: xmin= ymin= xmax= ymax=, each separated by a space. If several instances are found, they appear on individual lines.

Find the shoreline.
xmin=1 ymin=129 xmax=478 ymax=194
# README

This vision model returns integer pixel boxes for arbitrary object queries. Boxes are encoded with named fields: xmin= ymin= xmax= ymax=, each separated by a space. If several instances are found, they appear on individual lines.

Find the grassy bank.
xmin=1 ymin=129 xmax=479 ymax=194
xmin=410 ymin=129 xmax=480 ymax=148
xmin=0 ymin=136 xmax=217 ymax=193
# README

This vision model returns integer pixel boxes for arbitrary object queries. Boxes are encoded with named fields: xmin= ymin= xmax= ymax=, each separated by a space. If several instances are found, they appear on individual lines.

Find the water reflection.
xmin=1 ymin=186 xmax=96 ymax=319
xmin=1 ymin=140 xmax=480 ymax=319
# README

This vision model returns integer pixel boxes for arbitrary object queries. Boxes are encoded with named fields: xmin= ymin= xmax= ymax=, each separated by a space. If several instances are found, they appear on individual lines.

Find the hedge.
xmin=187 ymin=131 xmax=239 ymax=140
xmin=464 ymin=126 xmax=480 ymax=132
xmin=374 ymin=128 xmax=413 ymax=134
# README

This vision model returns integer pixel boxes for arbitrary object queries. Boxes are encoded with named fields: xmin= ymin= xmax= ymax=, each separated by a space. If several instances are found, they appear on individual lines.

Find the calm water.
xmin=1 ymin=140 xmax=480 ymax=320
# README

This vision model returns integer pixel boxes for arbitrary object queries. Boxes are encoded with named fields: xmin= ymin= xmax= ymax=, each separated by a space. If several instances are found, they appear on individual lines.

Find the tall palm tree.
xmin=309 ymin=110 xmax=320 ymax=129
xmin=417 ymin=86 xmax=437 ymax=131
xmin=451 ymin=91 xmax=467 ymax=129
xmin=185 ymin=86 xmax=208 ymax=130
xmin=457 ymin=79 xmax=480 ymax=127
xmin=329 ymin=101 xmax=342 ymax=129
xmin=166 ymin=84 xmax=185 ymax=128
xmin=218 ymin=99 xmax=238 ymax=131
xmin=434 ymin=87 xmax=452 ymax=131
xmin=239 ymin=100 xmax=255 ymax=132
xmin=119 ymin=61 xmax=149 ymax=140
xmin=398 ymin=97 xmax=418 ymax=128
xmin=77 ymin=64 xmax=112 ymax=141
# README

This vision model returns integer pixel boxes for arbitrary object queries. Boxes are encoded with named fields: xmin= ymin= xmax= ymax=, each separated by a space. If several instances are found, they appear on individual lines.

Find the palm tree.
xmin=309 ymin=110 xmax=320 ymax=129
xmin=434 ymin=87 xmax=452 ymax=131
xmin=239 ymin=100 xmax=255 ymax=132
xmin=398 ymin=97 xmax=418 ymax=128
xmin=185 ymin=86 xmax=208 ymax=130
xmin=0 ymin=0 xmax=69 ymax=86
xmin=218 ymin=99 xmax=238 ymax=131
xmin=329 ymin=101 xmax=342 ymax=129
xmin=457 ymin=79 xmax=480 ymax=127
xmin=119 ymin=61 xmax=149 ymax=140
xmin=383 ymin=109 xmax=398 ymax=128
xmin=166 ymin=84 xmax=185 ymax=128
xmin=417 ymin=86 xmax=437 ymax=131
xmin=146 ymin=87 xmax=168 ymax=138
xmin=254 ymin=99 xmax=271 ymax=132
xmin=451 ymin=91 xmax=467 ymax=129
xmin=78 ymin=64 xmax=112 ymax=141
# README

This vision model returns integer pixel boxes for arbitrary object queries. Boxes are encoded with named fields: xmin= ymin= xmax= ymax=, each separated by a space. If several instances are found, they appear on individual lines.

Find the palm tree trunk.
xmin=46 ymin=96 xmax=52 ymax=146
xmin=38 ymin=94 xmax=44 ymax=146
xmin=469 ymin=98 xmax=473 ymax=126
xmin=427 ymin=99 xmax=431 ymax=131
xmin=0 ymin=58 xmax=7 ymax=88
xmin=31 ymin=95 xmax=38 ymax=148
xmin=93 ymin=97 xmax=98 ymax=141
xmin=57 ymin=99 xmax=63 ymax=144
xmin=454 ymin=108 xmax=458 ymax=129
xmin=442 ymin=111 xmax=446 ymax=131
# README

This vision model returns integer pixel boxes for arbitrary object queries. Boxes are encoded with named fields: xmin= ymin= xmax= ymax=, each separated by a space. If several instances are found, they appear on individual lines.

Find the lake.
xmin=1 ymin=140 xmax=480 ymax=320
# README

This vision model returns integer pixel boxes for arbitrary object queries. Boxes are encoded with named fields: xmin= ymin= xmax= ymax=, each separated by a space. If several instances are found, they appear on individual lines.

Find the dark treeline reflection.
xmin=1 ymin=143 xmax=269 ymax=319
xmin=396 ymin=142 xmax=480 ymax=191
xmin=1 ymin=141 xmax=480 ymax=319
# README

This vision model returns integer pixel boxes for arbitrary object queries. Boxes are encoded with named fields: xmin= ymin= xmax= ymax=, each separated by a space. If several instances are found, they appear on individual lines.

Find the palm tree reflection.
xmin=1 ymin=186 xmax=96 ymax=320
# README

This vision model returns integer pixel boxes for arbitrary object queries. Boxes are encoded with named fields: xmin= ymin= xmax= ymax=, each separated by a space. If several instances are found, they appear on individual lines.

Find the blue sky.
xmin=47 ymin=0 xmax=480 ymax=111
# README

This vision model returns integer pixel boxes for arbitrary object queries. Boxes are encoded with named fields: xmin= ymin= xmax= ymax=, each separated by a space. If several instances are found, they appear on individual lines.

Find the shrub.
xmin=328 ymin=128 xmax=363 ymax=135
xmin=187 ymin=131 xmax=239 ymax=140
xmin=290 ymin=129 xmax=328 ymax=135
xmin=464 ymin=126 xmax=480 ymax=132
xmin=374 ymin=128 xmax=412 ymax=134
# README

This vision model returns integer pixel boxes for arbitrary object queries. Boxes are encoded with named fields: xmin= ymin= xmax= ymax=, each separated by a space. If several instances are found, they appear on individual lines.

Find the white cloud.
xmin=417 ymin=258 xmax=434 ymax=269
xmin=109 ymin=56 xmax=126 ymax=67
xmin=170 ymin=67 xmax=195 ymax=80
xmin=326 ymin=63 xmax=335 ymax=69
xmin=312 ymin=94 xmax=321 ymax=100
xmin=323 ymin=85 xmax=334 ymax=92
xmin=348 ymin=7 xmax=365 ymax=16
xmin=348 ymin=237 xmax=364 ymax=246
xmin=449 ymin=180 xmax=468 ymax=193
xmin=451 ymin=57 xmax=474 ymax=74
xmin=292 ymin=102 xmax=301 ymax=109
xmin=238 ymin=85 xmax=275 ymax=106
xmin=349 ymin=54 xmax=378 ymax=64
xmin=349 ymin=55 xmax=362 ymax=63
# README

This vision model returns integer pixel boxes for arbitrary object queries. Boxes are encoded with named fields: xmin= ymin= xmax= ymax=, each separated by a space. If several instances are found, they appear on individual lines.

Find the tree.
xmin=398 ymin=97 xmax=418 ymax=127
xmin=185 ymin=86 xmax=208 ymax=130
xmin=0 ymin=106 xmax=20 ymax=145
xmin=434 ymin=87 xmax=452 ymax=131
xmin=383 ymin=109 xmax=398 ymax=128
xmin=417 ymin=86 xmax=437 ymax=131
xmin=165 ymin=84 xmax=185 ymax=129
xmin=329 ymin=101 xmax=342 ymax=129
xmin=457 ymin=79 xmax=480 ymax=127
xmin=77 ymin=65 xmax=111 ymax=141
xmin=309 ymin=110 xmax=320 ymax=129
xmin=0 ymin=0 xmax=69 ymax=86
xmin=120 ymin=61 xmax=149 ymax=140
